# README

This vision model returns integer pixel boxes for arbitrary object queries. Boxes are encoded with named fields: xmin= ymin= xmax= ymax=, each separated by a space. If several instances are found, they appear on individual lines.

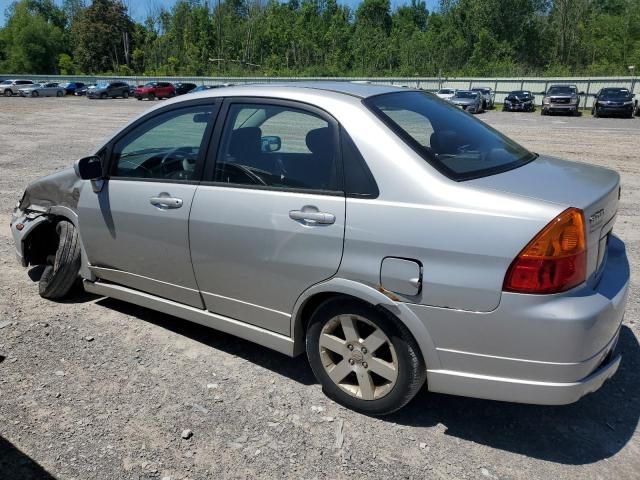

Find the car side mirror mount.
xmin=261 ymin=135 xmax=282 ymax=153
xmin=75 ymin=155 xmax=103 ymax=180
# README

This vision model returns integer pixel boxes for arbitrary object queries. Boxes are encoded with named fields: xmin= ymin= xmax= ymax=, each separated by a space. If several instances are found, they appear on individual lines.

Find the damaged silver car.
xmin=11 ymin=82 xmax=630 ymax=415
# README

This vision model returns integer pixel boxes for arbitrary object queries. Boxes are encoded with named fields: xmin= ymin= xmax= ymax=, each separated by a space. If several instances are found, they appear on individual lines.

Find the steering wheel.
xmin=160 ymin=146 xmax=197 ymax=175
xmin=218 ymin=163 xmax=268 ymax=186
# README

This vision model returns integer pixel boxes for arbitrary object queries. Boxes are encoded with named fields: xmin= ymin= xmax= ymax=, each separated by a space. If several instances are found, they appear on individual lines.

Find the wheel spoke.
xmin=368 ymin=357 xmax=397 ymax=382
xmin=339 ymin=315 xmax=359 ymax=342
xmin=319 ymin=333 xmax=348 ymax=356
xmin=362 ymin=328 xmax=387 ymax=353
xmin=327 ymin=359 xmax=352 ymax=384
xmin=356 ymin=369 xmax=375 ymax=400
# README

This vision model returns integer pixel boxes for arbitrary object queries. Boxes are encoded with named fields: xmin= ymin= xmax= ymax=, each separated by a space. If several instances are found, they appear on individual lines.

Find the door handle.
xmin=150 ymin=194 xmax=183 ymax=209
xmin=289 ymin=209 xmax=335 ymax=225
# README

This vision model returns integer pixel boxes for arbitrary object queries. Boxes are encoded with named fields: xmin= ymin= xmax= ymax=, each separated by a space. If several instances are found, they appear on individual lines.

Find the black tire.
xmin=123 ymin=90 xmax=129 ymax=99
xmin=306 ymin=298 xmax=426 ymax=415
xmin=593 ymin=106 xmax=599 ymax=118
xmin=39 ymin=221 xmax=81 ymax=299
xmin=100 ymin=92 xmax=107 ymax=99
xmin=32 ymin=91 xmax=39 ymax=97
xmin=56 ymin=91 xmax=63 ymax=97
xmin=4 ymin=89 xmax=12 ymax=97
xmin=148 ymin=93 xmax=155 ymax=101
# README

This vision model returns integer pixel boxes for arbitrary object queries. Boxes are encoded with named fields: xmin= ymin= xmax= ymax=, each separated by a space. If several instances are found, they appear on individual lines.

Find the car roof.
xmin=186 ymin=81 xmax=408 ymax=99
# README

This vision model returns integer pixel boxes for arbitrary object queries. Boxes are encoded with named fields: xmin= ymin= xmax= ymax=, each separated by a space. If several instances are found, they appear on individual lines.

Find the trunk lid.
xmin=469 ymin=155 xmax=620 ymax=282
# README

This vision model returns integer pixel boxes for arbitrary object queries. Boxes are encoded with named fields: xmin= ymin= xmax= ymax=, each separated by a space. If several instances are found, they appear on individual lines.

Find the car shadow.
xmin=97 ymin=298 xmax=317 ymax=386
xmin=95 ymin=297 xmax=639 ymax=465
xmin=0 ymin=436 xmax=57 ymax=479
xmin=390 ymin=325 xmax=640 ymax=465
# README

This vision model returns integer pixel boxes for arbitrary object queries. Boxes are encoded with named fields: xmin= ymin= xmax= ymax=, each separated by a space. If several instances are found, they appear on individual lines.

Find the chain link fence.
xmin=1 ymin=74 xmax=638 ymax=109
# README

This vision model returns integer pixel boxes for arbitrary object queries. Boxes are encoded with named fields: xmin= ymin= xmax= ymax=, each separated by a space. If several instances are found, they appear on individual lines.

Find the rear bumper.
xmin=409 ymin=235 xmax=629 ymax=405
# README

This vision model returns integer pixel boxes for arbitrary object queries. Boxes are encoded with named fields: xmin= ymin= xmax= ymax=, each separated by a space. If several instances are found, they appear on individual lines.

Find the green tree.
xmin=0 ymin=0 xmax=64 ymax=73
xmin=72 ymin=0 xmax=134 ymax=73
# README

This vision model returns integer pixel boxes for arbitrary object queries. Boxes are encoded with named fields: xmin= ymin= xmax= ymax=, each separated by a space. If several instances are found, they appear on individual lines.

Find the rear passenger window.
xmin=214 ymin=103 xmax=341 ymax=192
xmin=341 ymin=129 xmax=379 ymax=198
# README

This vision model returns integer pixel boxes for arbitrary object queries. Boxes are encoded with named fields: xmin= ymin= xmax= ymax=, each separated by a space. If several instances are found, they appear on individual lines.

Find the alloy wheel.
xmin=319 ymin=314 xmax=398 ymax=400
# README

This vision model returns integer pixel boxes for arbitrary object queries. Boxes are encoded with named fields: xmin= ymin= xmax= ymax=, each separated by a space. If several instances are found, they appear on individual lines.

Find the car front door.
xmin=189 ymin=99 xmax=346 ymax=335
xmin=78 ymin=100 xmax=219 ymax=307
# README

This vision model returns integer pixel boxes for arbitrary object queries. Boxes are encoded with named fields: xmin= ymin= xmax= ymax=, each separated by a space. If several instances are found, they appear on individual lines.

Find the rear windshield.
xmin=365 ymin=91 xmax=536 ymax=181
xmin=455 ymin=91 xmax=476 ymax=98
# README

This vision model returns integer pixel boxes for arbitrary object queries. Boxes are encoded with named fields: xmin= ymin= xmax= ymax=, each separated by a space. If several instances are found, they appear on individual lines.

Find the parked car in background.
xmin=134 ymin=81 xmax=175 ymax=100
xmin=18 ymin=82 xmax=66 ymax=97
xmin=11 ymin=83 xmax=628 ymax=415
xmin=591 ymin=88 xmax=635 ymax=118
xmin=175 ymin=82 xmax=197 ymax=95
xmin=2 ymin=79 xmax=34 ymax=96
xmin=189 ymin=84 xmax=231 ymax=94
xmin=450 ymin=90 xmax=484 ymax=113
xmin=74 ymin=84 xmax=94 ymax=96
xmin=541 ymin=84 xmax=583 ymax=116
xmin=471 ymin=87 xmax=495 ymax=109
xmin=59 ymin=82 xmax=85 ymax=95
xmin=435 ymin=88 xmax=456 ymax=101
xmin=87 ymin=82 xmax=130 ymax=99
xmin=503 ymin=90 xmax=535 ymax=112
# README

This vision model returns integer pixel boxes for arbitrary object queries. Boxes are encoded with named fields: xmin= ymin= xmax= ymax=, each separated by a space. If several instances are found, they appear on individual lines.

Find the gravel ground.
xmin=0 ymin=96 xmax=639 ymax=480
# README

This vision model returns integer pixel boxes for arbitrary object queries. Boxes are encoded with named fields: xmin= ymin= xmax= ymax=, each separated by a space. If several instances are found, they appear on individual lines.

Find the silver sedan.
xmin=449 ymin=90 xmax=484 ymax=113
xmin=19 ymin=82 xmax=66 ymax=97
xmin=10 ymin=82 xmax=629 ymax=414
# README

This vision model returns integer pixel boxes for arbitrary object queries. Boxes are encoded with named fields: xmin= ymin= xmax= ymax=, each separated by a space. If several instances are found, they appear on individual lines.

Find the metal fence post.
xmin=584 ymin=79 xmax=591 ymax=111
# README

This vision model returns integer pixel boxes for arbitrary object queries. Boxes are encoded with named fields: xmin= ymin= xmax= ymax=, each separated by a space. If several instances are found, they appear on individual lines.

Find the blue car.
xmin=59 ymin=82 xmax=86 ymax=95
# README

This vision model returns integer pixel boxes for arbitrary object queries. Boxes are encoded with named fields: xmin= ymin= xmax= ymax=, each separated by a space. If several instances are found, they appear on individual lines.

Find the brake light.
xmin=503 ymin=208 xmax=587 ymax=294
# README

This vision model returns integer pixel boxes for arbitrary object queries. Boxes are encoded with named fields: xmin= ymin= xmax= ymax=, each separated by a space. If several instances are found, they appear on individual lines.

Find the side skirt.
xmin=83 ymin=280 xmax=296 ymax=356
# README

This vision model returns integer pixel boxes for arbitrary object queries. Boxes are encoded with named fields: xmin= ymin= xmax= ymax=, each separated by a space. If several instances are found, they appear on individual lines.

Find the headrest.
xmin=229 ymin=127 xmax=262 ymax=158
xmin=306 ymin=127 xmax=331 ymax=154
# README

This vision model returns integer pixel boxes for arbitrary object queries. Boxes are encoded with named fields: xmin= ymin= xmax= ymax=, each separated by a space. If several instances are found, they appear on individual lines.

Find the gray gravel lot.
xmin=0 ymin=96 xmax=639 ymax=480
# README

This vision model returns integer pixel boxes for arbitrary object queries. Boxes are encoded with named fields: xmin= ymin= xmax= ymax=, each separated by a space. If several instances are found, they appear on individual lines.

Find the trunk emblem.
xmin=589 ymin=209 xmax=605 ymax=227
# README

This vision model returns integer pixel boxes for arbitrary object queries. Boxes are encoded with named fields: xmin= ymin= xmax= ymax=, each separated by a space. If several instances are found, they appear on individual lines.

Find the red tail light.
xmin=503 ymin=208 xmax=587 ymax=294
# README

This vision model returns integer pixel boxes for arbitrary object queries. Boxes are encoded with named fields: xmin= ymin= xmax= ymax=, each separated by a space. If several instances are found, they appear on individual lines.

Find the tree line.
xmin=1 ymin=0 xmax=639 ymax=77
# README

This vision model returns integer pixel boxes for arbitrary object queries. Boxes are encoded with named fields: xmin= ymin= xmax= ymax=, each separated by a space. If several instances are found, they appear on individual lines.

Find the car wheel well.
xmin=295 ymin=292 xmax=413 ymax=352
xmin=23 ymin=216 xmax=65 ymax=266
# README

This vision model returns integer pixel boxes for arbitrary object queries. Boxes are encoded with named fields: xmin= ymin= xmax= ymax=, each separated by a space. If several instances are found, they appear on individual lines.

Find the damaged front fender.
xmin=18 ymin=166 xmax=85 ymax=213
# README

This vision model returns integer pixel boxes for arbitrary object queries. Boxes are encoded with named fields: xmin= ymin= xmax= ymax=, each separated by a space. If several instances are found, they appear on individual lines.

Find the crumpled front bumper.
xmin=10 ymin=208 xmax=48 ymax=267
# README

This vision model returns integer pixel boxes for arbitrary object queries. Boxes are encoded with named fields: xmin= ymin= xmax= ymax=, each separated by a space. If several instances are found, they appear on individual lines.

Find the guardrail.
xmin=1 ymin=74 xmax=638 ymax=109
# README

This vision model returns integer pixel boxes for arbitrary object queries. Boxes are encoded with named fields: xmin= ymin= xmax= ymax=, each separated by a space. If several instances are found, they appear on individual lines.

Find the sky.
xmin=0 ymin=0 xmax=439 ymax=26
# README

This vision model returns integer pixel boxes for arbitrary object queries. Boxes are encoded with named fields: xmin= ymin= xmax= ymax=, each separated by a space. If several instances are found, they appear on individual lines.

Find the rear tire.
xmin=148 ymin=93 xmax=155 ymax=101
xmin=306 ymin=298 xmax=426 ymax=415
xmin=32 ymin=91 xmax=39 ymax=97
xmin=39 ymin=221 xmax=81 ymax=300
xmin=4 ymin=89 xmax=12 ymax=97
xmin=100 ymin=92 xmax=107 ymax=99
xmin=56 ymin=91 xmax=63 ymax=97
xmin=123 ymin=91 xmax=129 ymax=99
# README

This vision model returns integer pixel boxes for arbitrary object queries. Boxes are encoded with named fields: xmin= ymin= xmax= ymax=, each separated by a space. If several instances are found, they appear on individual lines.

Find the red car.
xmin=134 ymin=81 xmax=175 ymax=100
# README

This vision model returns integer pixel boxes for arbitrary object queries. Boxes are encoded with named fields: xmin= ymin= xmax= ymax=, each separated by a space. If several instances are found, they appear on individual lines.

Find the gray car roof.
xmin=210 ymin=81 xmax=409 ymax=99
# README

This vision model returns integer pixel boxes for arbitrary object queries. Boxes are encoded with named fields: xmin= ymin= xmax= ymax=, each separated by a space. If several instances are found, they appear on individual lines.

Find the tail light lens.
xmin=503 ymin=208 xmax=587 ymax=294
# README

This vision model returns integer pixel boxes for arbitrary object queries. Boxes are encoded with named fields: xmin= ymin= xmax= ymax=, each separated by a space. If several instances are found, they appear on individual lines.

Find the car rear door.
xmin=78 ymin=99 xmax=220 ymax=307
xmin=189 ymin=98 xmax=346 ymax=335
